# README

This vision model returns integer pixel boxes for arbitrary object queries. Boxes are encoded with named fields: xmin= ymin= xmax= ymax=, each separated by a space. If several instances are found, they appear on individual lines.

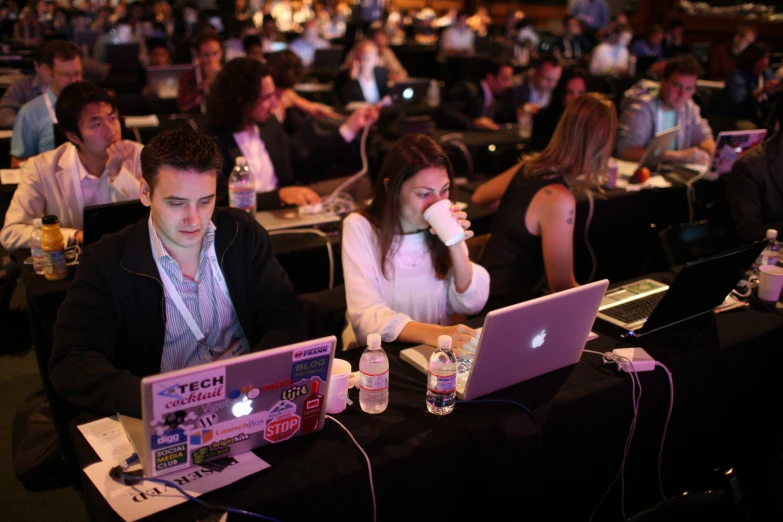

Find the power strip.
xmin=612 ymin=348 xmax=656 ymax=372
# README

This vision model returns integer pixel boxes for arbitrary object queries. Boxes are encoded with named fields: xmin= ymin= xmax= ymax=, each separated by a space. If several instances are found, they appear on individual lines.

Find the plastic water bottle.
xmin=228 ymin=156 xmax=255 ymax=214
xmin=754 ymin=229 xmax=780 ymax=272
xmin=30 ymin=218 xmax=45 ymax=275
xmin=359 ymin=333 xmax=389 ymax=414
xmin=628 ymin=55 xmax=637 ymax=77
xmin=427 ymin=79 xmax=440 ymax=107
xmin=426 ymin=335 xmax=457 ymax=415
xmin=517 ymin=106 xmax=533 ymax=139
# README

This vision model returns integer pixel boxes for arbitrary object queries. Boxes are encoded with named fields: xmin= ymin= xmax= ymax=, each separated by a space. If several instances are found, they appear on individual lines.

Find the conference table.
xmin=69 ymin=301 xmax=783 ymax=521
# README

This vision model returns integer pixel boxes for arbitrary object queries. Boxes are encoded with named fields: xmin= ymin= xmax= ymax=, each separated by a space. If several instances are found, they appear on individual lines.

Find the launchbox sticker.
xmin=152 ymin=368 xmax=226 ymax=416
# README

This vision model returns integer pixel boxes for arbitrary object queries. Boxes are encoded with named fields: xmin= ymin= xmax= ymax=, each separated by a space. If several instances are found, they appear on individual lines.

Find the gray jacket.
xmin=0 ymin=74 xmax=44 ymax=129
xmin=615 ymin=80 xmax=713 ymax=158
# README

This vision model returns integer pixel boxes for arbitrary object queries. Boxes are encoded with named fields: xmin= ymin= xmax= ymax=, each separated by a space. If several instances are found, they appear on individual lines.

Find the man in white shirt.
xmin=288 ymin=20 xmax=330 ymax=68
xmin=589 ymin=24 xmax=633 ymax=76
xmin=1 ymin=81 xmax=143 ymax=250
xmin=440 ymin=11 xmax=475 ymax=57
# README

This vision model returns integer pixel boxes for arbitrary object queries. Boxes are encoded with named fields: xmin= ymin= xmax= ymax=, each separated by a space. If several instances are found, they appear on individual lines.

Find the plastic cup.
xmin=325 ymin=359 xmax=352 ymax=414
xmin=758 ymin=265 xmax=783 ymax=302
xmin=422 ymin=199 xmax=465 ymax=247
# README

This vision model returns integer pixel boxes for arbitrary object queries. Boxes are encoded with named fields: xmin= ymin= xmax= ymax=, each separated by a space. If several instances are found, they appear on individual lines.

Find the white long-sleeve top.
xmin=341 ymin=213 xmax=490 ymax=348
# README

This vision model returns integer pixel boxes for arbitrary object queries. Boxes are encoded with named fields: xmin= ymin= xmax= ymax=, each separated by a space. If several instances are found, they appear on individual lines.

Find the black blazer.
xmin=209 ymin=116 xmax=357 ymax=209
xmin=49 ymin=208 xmax=307 ymax=417
xmin=335 ymin=67 xmax=389 ymax=106
xmin=555 ymin=35 xmax=592 ymax=60
xmin=438 ymin=81 xmax=516 ymax=130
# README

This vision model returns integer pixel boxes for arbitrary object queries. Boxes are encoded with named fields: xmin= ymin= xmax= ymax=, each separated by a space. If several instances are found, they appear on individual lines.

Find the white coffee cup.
xmin=423 ymin=199 xmax=465 ymax=247
xmin=758 ymin=265 xmax=783 ymax=302
xmin=326 ymin=358 xmax=352 ymax=414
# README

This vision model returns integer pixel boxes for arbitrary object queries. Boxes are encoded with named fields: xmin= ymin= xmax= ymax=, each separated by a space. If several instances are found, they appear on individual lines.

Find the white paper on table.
xmin=77 ymin=416 xmax=135 ymax=465
xmin=612 ymin=158 xmax=639 ymax=178
xmin=0 ymin=168 xmax=21 ymax=185
xmin=83 ymin=452 xmax=270 ymax=522
xmin=124 ymin=115 xmax=160 ymax=128
xmin=0 ymin=129 xmax=12 ymax=139
xmin=615 ymin=174 xmax=672 ymax=192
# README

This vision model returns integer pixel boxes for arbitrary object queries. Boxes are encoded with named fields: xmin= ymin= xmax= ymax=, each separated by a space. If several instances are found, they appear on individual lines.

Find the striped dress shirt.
xmin=148 ymin=218 xmax=249 ymax=372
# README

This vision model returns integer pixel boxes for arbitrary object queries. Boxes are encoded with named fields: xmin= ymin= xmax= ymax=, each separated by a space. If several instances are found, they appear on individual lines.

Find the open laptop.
xmin=255 ymin=208 xmax=340 ymax=231
xmin=83 ymin=200 xmax=149 ymax=247
xmin=105 ymin=43 xmax=140 ymax=69
xmin=146 ymin=64 xmax=193 ymax=99
xmin=120 ymin=336 xmax=336 ymax=477
xmin=388 ymin=78 xmax=430 ymax=105
xmin=673 ymin=129 xmax=767 ymax=181
xmin=401 ymin=280 xmax=608 ymax=400
xmin=310 ymin=46 xmax=344 ymax=72
xmin=597 ymin=241 xmax=765 ymax=336
xmin=638 ymin=126 xmax=679 ymax=172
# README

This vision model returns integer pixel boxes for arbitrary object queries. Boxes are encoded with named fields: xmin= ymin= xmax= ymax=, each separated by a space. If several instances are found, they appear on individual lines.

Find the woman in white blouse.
xmin=341 ymin=134 xmax=490 ymax=353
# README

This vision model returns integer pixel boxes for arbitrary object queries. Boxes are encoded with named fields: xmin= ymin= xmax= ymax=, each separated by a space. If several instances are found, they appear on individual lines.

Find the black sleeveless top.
xmin=480 ymin=166 xmax=566 ymax=311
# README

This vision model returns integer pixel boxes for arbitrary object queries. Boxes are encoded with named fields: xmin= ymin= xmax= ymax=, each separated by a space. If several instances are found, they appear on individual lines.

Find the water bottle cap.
xmin=367 ymin=333 xmax=381 ymax=347
xmin=437 ymin=335 xmax=452 ymax=349
xmin=235 ymin=156 xmax=247 ymax=167
xmin=33 ymin=218 xmax=42 ymax=228
xmin=41 ymin=215 xmax=59 ymax=225
xmin=766 ymin=229 xmax=778 ymax=239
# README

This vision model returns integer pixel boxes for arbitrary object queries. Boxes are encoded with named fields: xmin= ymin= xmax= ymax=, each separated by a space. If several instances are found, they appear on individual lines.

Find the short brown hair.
xmin=41 ymin=40 xmax=81 ymax=67
xmin=140 ymin=125 xmax=223 ymax=193
xmin=662 ymin=54 xmax=703 ymax=79
xmin=266 ymin=50 xmax=305 ymax=89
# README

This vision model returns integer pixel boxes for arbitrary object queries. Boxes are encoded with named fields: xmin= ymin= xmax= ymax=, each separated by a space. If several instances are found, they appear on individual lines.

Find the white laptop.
xmin=400 ymin=280 xmax=608 ymax=400
xmin=638 ymin=126 xmax=680 ymax=172
xmin=674 ymin=129 xmax=767 ymax=180
xmin=255 ymin=208 xmax=340 ymax=231
xmin=119 ymin=336 xmax=336 ymax=477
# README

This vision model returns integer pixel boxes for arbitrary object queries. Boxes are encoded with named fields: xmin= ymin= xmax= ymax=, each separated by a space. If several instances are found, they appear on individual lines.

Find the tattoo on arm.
xmin=544 ymin=189 xmax=552 ymax=195
xmin=566 ymin=208 xmax=574 ymax=224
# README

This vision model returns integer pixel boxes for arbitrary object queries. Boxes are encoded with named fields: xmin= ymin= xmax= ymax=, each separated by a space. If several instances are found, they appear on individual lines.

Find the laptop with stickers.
xmin=119 ymin=336 xmax=336 ymax=477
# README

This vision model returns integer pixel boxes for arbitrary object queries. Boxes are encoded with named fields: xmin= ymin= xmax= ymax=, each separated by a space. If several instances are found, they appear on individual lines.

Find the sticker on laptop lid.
xmin=152 ymin=367 xmax=226 ymax=416
xmin=292 ymin=343 xmax=332 ymax=362
xmin=291 ymin=355 xmax=329 ymax=383
xmin=264 ymin=413 xmax=301 ymax=444
xmin=154 ymin=443 xmax=188 ymax=473
xmin=151 ymin=428 xmax=186 ymax=450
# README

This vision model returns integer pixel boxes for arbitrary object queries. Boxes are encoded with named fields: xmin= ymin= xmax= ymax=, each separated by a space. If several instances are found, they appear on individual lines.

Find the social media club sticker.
xmin=151 ymin=428 xmax=186 ymax=450
xmin=152 ymin=367 xmax=226 ymax=416
xmin=291 ymin=355 xmax=330 ymax=383
xmin=154 ymin=443 xmax=188 ymax=473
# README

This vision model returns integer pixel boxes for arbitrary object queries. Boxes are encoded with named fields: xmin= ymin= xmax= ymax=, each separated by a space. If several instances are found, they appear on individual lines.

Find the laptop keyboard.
xmin=601 ymin=292 xmax=665 ymax=325
xmin=457 ymin=357 xmax=473 ymax=375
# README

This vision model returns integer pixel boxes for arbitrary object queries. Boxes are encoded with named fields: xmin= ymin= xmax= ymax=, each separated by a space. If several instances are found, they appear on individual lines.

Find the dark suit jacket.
xmin=437 ymin=81 xmax=516 ymax=130
xmin=555 ymin=35 xmax=592 ymax=60
xmin=335 ymin=67 xmax=389 ymax=106
xmin=208 ymin=116 xmax=357 ymax=209
xmin=727 ymin=132 xmax=783 ymax=244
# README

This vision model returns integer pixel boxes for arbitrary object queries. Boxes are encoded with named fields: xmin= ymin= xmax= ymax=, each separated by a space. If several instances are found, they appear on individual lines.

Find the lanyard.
xmin=153 ymin=235 xmax=233 ymax=344
xmin=43 ymin=91 xmax=58 ymax=124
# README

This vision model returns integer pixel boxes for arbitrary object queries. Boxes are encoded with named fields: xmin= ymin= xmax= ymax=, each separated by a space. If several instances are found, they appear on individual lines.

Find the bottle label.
xmin=359 ymin=370 xmax=388 ymax=392
xmin=427 ymin=372 xmax=456 ymax=394
xmin=229 ymin=187 xmax=255 ymax=211
xmin=31 ymin=246 xmax=44 ymax=260
xmin=43 ymin=249 xmax=67 ymax=276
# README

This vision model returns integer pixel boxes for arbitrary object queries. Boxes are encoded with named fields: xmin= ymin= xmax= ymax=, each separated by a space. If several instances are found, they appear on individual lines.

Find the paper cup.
xmin=326 ymin=359 xmax=352 ymax=414
xmin=758 ymin=265 xmax=783 ymax=302
xmin=423 ymin=199 xmax=465 ymax=247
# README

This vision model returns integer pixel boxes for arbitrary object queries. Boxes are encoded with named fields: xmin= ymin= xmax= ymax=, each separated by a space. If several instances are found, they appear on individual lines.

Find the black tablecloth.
xmin=70 ymin=307 xmax=783 ymax=521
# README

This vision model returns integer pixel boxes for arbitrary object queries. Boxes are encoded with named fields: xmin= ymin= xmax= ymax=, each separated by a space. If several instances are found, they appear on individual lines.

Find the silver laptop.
xmin=639 ymin=126 xmax=679 ymax=171
xmin=255 ymin=208 xmax=340 ymax=231
xmin=146 ymin=65 xmax=193 ymax=99
xmin=400 ymin=280 xmax=608 ymax=400
xmin=120 ymin=336 xmax=336 ymax=477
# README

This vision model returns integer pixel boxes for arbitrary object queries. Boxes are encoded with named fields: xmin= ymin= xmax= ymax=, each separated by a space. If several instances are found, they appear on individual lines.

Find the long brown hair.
xmin=525 ymin=93 xmax=616 ymax=187
xmin=360 ymin=134 xmax=454 ymax=280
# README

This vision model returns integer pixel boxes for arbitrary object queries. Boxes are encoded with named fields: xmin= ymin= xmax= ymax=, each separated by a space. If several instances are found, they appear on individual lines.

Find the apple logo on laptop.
xmin=232 ymin=397 xmax=253 ymax=418
xmin=531 ymin=330 xmax=547 ymax=349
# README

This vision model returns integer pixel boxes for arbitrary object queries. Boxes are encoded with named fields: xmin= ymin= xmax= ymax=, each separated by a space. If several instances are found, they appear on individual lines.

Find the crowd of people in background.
xmin=0 ymin=0 xmax=782 ymax=412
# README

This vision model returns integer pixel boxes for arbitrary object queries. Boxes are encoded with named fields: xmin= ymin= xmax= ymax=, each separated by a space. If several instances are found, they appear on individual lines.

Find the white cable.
xmin=654 ymin=361 xmax=674 ymax=501
xmin=669 ymin=171 xmax=707 ymax=224
xmin=584 ymin=188 xmax=596 ymax=283
xmin=267 ymin=228 xmax=334 ymax=289
xmin=326 ymin=415 xmax=376 ymax=522
xmin=320 ymin=124 xmax=371 ymax=213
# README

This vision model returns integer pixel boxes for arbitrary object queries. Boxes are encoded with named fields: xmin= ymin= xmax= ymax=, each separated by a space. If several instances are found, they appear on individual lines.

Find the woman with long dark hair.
xmin=341 ymin=134 xmax=490 ymax=352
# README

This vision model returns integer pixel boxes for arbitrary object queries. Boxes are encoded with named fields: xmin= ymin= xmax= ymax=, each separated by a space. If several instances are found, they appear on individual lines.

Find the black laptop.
xmin=597 ymin=241 xmax=766 ymax=336
xmin=83 ymin=200 xmax=149 ymax=247
xmin=387 ymin=78 xmax=429 ymax=105
xmin=311 ymin=46 xmax=344 ymax=72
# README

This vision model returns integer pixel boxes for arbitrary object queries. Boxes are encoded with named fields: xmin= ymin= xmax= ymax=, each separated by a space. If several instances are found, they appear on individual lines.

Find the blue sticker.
xmin=151 ymin=428 xmax=186 ymax=450
xmin=229 ymin=389 xmax=241 ymax=399
xmin=291 ymin=355 xmax=330 ymax=382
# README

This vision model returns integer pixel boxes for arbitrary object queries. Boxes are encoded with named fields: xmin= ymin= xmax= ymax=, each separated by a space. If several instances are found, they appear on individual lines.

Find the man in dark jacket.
xmin=49 ymin=126 xmax=307 ymax=417
xmin=727 ymin=107 xmax=783 ymax=244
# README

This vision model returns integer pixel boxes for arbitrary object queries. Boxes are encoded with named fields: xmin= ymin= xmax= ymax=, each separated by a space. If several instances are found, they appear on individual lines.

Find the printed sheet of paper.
xmin=77 ymin=416 xmax=135 ymax=465
xmin=0 ymin=169 xmax=21 ymax=185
